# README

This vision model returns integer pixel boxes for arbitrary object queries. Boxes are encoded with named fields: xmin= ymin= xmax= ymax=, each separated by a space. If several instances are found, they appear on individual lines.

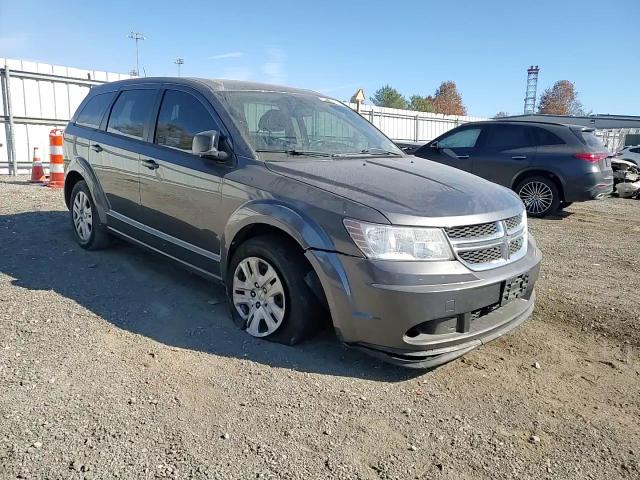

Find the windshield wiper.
xmin=333 ymin=148 xmax=402 ymax=158
xmin=360 ymin=148 xmax=402 ymax=156
xmin=255 ymin=149 xmax=335 ymax=158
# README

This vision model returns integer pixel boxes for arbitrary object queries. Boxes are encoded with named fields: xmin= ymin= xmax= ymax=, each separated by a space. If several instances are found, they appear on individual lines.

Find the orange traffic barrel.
xmin=47 ymin=129 xmax=64 ymax=189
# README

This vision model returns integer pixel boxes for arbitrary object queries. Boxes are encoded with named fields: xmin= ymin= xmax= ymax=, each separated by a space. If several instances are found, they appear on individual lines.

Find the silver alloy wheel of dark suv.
xmin=516 ymin=176 xmax=560 ymax=217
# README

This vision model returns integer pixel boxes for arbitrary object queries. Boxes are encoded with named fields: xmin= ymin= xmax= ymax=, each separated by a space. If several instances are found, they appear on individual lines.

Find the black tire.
xmin=559 ymin=201 xmax=573 ymax=210
xmin=515 ymin=175 xmax=560 ymax=218
xmin=226 ymin=234 xmax=323 ymax=345
xmin=69 ymin=180 xmax=111 ymax=250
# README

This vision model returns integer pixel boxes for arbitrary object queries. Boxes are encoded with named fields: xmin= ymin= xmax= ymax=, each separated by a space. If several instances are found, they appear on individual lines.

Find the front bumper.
xmin=306 ymin=237 xmax=542 ymax=368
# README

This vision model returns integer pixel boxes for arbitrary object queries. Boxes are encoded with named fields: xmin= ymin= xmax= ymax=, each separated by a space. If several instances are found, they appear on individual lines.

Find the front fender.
xmin=221 ymin=200 xmax=337 ymax=275
xmin=66 ymin=157 xmax=109 ymax=224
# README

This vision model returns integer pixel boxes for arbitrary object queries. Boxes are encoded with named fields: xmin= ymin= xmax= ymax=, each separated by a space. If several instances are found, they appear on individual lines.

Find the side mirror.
xmin=430 ymin=141 xmax=439 ymax=149
xmin=192 ymin=130 xmax=229 ymax=161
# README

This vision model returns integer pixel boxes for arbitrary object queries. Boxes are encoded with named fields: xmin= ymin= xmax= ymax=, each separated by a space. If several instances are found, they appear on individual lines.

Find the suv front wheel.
xmin=516 ymin=176 xmax=560 ymax=218
xmin=226 ymin=234 xmax=322 ymax=345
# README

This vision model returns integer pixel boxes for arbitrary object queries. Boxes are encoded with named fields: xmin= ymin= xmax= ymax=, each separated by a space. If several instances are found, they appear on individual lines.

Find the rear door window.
xmin=107 ymin=89 xmax=157 ymax=140
xmin=629 ymin=147 xmax=640 ymax=154
xmin=437 ymin=128 xmax=482 ymax=148
xmin=532 ymin=127 xmax=565 ymax=146
xmin=483 ymin=125 xmax=533 ymax=149
xmin=155 ymin=90 xmax=220 ymax=151
xmin=76 ymin=92 xmax=115 ymax=129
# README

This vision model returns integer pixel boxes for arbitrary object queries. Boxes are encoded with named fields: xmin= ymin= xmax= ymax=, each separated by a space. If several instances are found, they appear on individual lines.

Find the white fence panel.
xmin=0 ymin=58 xmax=132 ymax=174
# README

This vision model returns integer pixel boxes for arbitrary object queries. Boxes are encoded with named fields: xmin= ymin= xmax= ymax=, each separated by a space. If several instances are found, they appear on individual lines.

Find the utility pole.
xmin=174 ymin=57 xmax=184 ymax=77
xmin=127 ymin=31 xmax=146 ymax=76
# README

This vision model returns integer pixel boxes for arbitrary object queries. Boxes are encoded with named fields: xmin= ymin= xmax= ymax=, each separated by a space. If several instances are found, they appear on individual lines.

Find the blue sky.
xmin=1 ymin=0 xmax=638 ymax=117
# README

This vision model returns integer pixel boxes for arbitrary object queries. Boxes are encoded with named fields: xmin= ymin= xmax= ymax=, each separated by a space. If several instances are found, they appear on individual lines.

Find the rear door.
xmin=139 ymin=86 xmax=228 ymax=276
xmin=70 ymin=90 xmax=116 ymax=176
xmin=472 ymin=124 xmax=535 ymax=186
xmin=414 ymin=126 xmax=483 ymax=172
xmin=91 ymin=87 xmax=159 ymax=222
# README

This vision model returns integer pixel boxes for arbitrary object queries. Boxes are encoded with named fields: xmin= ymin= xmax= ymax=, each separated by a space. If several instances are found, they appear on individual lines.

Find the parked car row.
xmin=63 ymin=77 xmax=541 ymax=369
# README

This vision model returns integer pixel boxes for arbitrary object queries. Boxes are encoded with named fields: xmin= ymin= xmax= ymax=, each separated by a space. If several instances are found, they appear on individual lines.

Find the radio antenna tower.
xmin=523 ymin=65 xmax=540 ymax=115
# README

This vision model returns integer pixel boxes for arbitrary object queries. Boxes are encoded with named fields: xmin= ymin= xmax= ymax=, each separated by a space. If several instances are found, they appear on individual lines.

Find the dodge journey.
xmin=63 ymin=78 xmax=542 ymax=368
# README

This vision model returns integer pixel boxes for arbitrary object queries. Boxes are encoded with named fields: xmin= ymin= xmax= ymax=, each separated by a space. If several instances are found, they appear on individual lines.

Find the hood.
xmin=266 ymin=156 xmax=524 ymax=227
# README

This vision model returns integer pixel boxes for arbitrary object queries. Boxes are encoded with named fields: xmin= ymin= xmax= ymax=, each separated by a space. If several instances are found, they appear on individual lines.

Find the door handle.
xmin=511 ymin=155 xmax=527 ymax=160
xmin=142 ymin=159 xmax=159 ymax=170
xmin=455 ymin=155 xmax=470 ymax=159
xmin=90 ymin=144 xmax=103 ymax=153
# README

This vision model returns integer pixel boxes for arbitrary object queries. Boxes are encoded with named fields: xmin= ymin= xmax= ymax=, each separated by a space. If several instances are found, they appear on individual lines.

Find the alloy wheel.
xmin=519 ymin=181 xmax=554 ymax=215
xmin=72 ymin=191 xmax=93 ymax=242
xmin=232 ymin=256 xmax=286 ymax=337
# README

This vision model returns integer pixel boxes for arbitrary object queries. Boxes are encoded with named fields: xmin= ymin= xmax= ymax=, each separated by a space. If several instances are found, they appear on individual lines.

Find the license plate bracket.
xmin=501 ymin=274 xmax=529 ymax=306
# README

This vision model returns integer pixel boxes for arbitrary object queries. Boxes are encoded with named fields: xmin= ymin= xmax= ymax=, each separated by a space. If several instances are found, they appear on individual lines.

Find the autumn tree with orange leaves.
xmin=537 ymin=80 xmax=585 ymax=116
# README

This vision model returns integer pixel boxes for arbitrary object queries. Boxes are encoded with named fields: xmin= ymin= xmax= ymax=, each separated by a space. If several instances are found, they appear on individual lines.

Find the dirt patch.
xmin=0 ymin=177 xmax=638 ymax=479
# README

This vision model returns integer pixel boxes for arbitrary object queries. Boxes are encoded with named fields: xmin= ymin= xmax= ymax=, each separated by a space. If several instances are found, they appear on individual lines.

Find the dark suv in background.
xmin=412 ymin=121 xmax=614 ymax=217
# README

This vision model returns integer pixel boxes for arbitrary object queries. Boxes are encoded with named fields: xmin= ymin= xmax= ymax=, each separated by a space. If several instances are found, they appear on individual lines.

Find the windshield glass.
xmin=219 ymin=90 xmax=402 ymax=158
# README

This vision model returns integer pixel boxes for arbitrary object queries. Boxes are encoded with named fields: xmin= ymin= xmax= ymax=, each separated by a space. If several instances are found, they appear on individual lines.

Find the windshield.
xmin=219 ymin=90 xmax=402 ymax=158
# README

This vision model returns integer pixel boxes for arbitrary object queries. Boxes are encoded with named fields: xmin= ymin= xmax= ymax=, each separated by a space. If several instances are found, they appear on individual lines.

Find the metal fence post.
xmin=1 ymin=66 xmax=17 ymax=176
xmin=414 ymin=114 xmax=420 ymax=142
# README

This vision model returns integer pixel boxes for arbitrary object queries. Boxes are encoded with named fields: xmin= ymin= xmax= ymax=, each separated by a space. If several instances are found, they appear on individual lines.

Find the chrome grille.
xmin=505 ymin=214 xmax=524 ymax=233
xmin=509 ymin=236 xmax=524 ymax=255
xmin=444 ymin=212 xmax=528 ymax=271
xmin=445 ymin=222 xmax=498 ymax=239
xmin=459 ymin=246 xmax=502 ymax=264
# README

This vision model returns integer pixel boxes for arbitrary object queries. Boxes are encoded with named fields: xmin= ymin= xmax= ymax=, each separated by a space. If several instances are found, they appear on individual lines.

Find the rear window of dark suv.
xmin=572 ymin=129 xmax=605 ymax=150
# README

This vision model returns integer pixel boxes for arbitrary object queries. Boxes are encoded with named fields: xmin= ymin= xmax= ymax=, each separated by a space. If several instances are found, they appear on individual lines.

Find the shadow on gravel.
xmin=542 ymin=210 xmax=574 ymax=221
xmin=0 ymin=210 xmax=421 ymax=382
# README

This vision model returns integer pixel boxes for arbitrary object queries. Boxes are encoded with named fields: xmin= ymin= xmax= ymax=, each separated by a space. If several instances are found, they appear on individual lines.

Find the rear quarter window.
xmin=75 ymin=92 xmax=115 ymax=129
xmin=572 ymin=129 xmax=605 ymax=150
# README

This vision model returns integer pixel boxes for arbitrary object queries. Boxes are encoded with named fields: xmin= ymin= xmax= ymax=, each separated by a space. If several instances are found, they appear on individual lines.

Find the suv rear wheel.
xmin=69 ymin=180 xmax=111 ymax=250
xmin=516 ymin=176 xmax=560 ymax=218
xmin=226 ymin=234 xmax=322 ymax=345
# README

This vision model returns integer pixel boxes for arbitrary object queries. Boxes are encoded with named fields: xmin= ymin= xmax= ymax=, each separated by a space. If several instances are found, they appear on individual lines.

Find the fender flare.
xmin=220 ymin=200 xmax=336 ymax=276
xmin=65 ymin=156 xmax=110 ymax=224
xmin=511 ymin=167 xmax=566 ymax=193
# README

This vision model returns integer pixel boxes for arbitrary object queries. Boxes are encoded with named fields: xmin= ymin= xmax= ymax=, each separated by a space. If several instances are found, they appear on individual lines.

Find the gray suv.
xmin=63 ymin=78 xmax=541 ymax=368
xmin=413 ymin=121 xmax=614 ymax=217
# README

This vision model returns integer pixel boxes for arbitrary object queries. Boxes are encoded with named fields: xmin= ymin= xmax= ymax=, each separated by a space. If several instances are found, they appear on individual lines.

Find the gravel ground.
xmin=0 ymin=177 xmax=638 ymax=480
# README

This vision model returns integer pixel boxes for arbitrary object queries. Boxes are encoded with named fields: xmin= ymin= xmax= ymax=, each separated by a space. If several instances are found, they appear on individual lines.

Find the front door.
xmin=416 ymin=126 xmax=483 ymax=173
xmin=139 ymin=87 xmax=227 ymax=277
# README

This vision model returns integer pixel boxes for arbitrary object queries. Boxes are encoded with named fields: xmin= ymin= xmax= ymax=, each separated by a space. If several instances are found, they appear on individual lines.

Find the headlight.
xmin=343 ymin=219 xmax=454 ymax=261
